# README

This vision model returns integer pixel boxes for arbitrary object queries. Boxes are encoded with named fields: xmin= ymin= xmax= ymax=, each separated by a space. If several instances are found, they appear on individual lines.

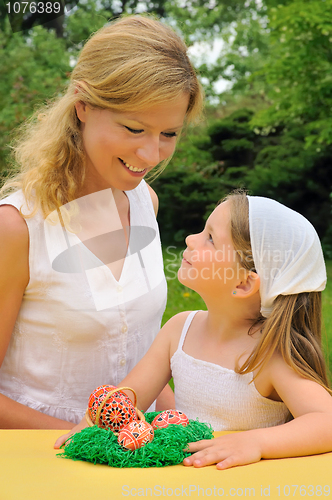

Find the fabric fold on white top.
xmin=247 ymin=196 xmax=326 ymax=318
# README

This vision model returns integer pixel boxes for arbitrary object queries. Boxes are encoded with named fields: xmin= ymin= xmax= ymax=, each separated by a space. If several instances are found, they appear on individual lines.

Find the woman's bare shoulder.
xmin=0 ymin=204 xmax=29 ymax=286
xmin=0 ymin=203 xmax=29 ymax=228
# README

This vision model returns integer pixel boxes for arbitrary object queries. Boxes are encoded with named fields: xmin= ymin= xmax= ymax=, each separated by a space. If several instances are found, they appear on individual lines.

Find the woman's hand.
xmin=54 ymin=415 xmax=89 ymax=449
xmin=183 ymin=431 xmax=262 ymax=470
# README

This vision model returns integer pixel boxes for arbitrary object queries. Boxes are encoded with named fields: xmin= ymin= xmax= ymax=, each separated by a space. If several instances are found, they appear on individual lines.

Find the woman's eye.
xmin=125 ymin=126 xmax=177 ymax=138
xmin=125 ymin=126 xmax=144 ymax=134
xmin=208 ymin=234 xmax=214 ymax=244
xmin=162 ymin=132 xmax=177 ymax=138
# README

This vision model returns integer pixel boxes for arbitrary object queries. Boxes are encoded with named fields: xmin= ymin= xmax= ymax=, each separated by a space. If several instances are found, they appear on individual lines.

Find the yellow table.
xmin=0 ymin=430 xmax=331 ymax=500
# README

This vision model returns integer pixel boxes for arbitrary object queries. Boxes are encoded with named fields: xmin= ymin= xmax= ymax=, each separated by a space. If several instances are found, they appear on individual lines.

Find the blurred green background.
xmin=1 ymin=0 xmax=332 ymax=371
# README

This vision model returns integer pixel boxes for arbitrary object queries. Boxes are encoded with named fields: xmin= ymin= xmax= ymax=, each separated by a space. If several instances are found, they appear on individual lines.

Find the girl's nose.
xmin=136 ymin=137 xmax=160 ymax=167
xmin=185 ymin=233 xmax=197 ymax=249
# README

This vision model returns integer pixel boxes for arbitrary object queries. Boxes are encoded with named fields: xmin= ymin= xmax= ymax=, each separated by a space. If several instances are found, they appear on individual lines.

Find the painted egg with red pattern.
xmin=88 ymin=385 xmax=137 ymax=432
xmin=118 ymin=421 xmax=154 ymax=451
xmin=151 ymin=409 xmax=189 ymax=430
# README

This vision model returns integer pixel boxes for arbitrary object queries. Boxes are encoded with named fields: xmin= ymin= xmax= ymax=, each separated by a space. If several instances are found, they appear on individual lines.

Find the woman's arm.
xmin=0 ymin=206 xmax=74 ymax=430
xmin=0 ymin=392 xmax=75 ymax=429
xmin=184 ymin=353 xmax=332 ymax=469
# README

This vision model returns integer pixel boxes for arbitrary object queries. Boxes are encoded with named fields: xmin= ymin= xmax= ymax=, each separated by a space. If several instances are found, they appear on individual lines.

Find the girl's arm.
xmin=155 ymin=383 xmax=176 ymax=411
xmin=0 ymin=206 xmax=74 ymax=430
xmin=117 ymin=312 xmax=186 ymax=411
xmin=184 ymin=353 xmax=332 ymax=469
xmin=54 ymin=311 xmax=189 ymax=448
xmin=146 ymin=183 xmax=175 ymax=411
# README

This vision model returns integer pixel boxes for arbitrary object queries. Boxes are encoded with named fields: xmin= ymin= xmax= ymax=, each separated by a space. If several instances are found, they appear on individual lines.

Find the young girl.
xmin=0 ymin=15 xmax=203 ymax=429
xmin=55 ymin=191 xmax=332 ymax=470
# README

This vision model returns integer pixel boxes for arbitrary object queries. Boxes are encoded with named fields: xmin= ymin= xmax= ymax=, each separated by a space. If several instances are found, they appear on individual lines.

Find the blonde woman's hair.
xmin=1 ymin=14 xmax=204 ymax=218
xmin=224 ymin=190 xmax=332 ymax=396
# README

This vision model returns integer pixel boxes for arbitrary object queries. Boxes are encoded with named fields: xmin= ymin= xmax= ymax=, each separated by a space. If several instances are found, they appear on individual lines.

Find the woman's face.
xmin=75 ymin=93 xmax=189 ymax=194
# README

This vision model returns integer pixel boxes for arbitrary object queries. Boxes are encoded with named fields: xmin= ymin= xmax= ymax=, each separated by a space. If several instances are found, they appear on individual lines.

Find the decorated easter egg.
xmin=118 ymin=420 xmax=154 ymax=451
xmin=151 ymin=409 xmax=189 ymax=430
xmin=88 ymin=385 xmax=137 ymax=432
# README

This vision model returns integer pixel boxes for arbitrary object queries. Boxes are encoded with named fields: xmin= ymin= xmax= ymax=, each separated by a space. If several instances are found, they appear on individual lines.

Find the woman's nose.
xmin=136 ymin=137 xmax=160 ymax=167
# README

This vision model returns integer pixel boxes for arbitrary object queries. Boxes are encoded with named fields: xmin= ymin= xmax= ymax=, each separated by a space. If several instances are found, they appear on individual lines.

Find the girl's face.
xmin=75 ymin=94 xmax=189 ymax=194
xmin=178 ymin=201 xmax=242 ymax=295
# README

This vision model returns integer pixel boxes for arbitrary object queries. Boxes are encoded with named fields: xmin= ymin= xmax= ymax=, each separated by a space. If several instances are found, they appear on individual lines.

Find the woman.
xmin=0 ymin=15 xmax=203 ymax=429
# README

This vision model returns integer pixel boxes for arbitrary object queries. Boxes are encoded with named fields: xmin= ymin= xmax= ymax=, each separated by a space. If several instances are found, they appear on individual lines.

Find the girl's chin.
xmin=177 ymin=269 xmax=193 ymax=287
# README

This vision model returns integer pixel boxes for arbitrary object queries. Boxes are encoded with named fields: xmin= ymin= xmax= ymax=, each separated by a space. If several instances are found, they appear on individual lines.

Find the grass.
xmin=322 ymin=261 xmax=332 ymax=370
xmin=162 ymin=248 xmax=332 ymax=373
xmin=161 ymin=246 xmax=206 ymax=325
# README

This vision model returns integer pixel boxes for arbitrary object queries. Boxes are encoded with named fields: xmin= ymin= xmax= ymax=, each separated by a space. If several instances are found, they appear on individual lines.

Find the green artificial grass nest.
xmin=58 ymin=411 xmax=213 ymax=468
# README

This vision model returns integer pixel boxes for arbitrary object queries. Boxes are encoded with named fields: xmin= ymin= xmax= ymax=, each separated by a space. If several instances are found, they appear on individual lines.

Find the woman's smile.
xmin=118 ymin=158 xmax=147 ymax=175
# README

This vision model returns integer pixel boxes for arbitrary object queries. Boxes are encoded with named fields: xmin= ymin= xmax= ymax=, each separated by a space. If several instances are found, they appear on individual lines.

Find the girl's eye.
xmin=162 ymin=132 xmax=177 ymax=138
xmin=125 ymin=126 xmax=144 ymax=134
xmin=208 ymin=234 xmax=214 ymax=244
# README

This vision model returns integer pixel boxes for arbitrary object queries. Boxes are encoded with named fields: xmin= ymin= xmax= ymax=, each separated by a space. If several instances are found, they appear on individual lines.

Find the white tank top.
xmin=0 ymin=180 xmax=167 ymax=423
xmin=171 ymin=311 xmax=290 ymax=431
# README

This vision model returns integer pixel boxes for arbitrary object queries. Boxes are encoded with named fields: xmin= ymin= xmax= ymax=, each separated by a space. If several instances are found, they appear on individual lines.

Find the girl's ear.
xmin=233 ymin=272 xmax=260 ymax=298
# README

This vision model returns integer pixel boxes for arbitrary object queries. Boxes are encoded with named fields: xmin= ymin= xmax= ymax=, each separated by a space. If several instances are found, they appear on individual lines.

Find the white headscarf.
xmin=247 ymin=196 xmax=327 ymax=318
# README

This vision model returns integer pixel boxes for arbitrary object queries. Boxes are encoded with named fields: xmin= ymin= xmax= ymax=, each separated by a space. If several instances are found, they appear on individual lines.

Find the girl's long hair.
xmin=1 ymin=15 xmax=203 ymax=218
xmin=226 ymin=190 xmax=331 ymax=395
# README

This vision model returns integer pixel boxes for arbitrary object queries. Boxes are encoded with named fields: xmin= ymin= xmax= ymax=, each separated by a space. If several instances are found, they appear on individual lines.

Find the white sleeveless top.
xmin=171 ymin=311 xmax=290 ymax=431
xmin=0 ymin=181 xmax=167 ymax=423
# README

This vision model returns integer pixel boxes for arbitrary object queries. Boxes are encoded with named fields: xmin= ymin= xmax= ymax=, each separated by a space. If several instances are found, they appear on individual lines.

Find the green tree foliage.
xmin=165 ymin=0 xmax=272 ymax=101
xmin=0 ymin=20 xmax=71 ymax=174
xmin=251 ymin=0 xmax=332 ymax=147
xmin=1 ymin=0 xmax=168 ymax=38
xmin=165 ymin=0 xmax=260 ymax=43
xmin=190 ymin=108 xmax=332 ymax=250
xmin=61 ymin=0 xmax=167 ymax=47
xmin=151 ymin=126 xmax=223 ymax=244
xmin=194 ymin=13 xmax=271 ymax=100
xmin=155 ymin=100 xmax=332 ymax=250
xmin=246 ymin=0 xmax=332 ymax=253
xmin=62 ymin=0 xmax=111 ymax=48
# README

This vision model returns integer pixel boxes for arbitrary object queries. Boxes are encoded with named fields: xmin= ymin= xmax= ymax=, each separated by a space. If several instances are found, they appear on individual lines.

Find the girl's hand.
xmin=54 ymin=415 xmax=89 ymax=449
xmin=183 ymin=431 xmax=262 ymax=470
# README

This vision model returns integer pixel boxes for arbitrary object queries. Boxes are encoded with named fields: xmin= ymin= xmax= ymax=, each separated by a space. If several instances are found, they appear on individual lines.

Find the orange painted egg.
xmin=151 ymin=409 xmax=189 ymax=430
xmin=88 ymin=385 xmax=137 ymax=432
xmin=118 ymin=421 xmax=154 ymax=451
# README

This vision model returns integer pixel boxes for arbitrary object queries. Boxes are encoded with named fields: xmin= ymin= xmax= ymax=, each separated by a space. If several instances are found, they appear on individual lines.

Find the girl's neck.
xmin=201 ymin=295 xmax=261 ymax=342
xmin=203 ymin=312 xmax=254 ymax=342
xmin=182 ymin=309 xmax=262 ymax=373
